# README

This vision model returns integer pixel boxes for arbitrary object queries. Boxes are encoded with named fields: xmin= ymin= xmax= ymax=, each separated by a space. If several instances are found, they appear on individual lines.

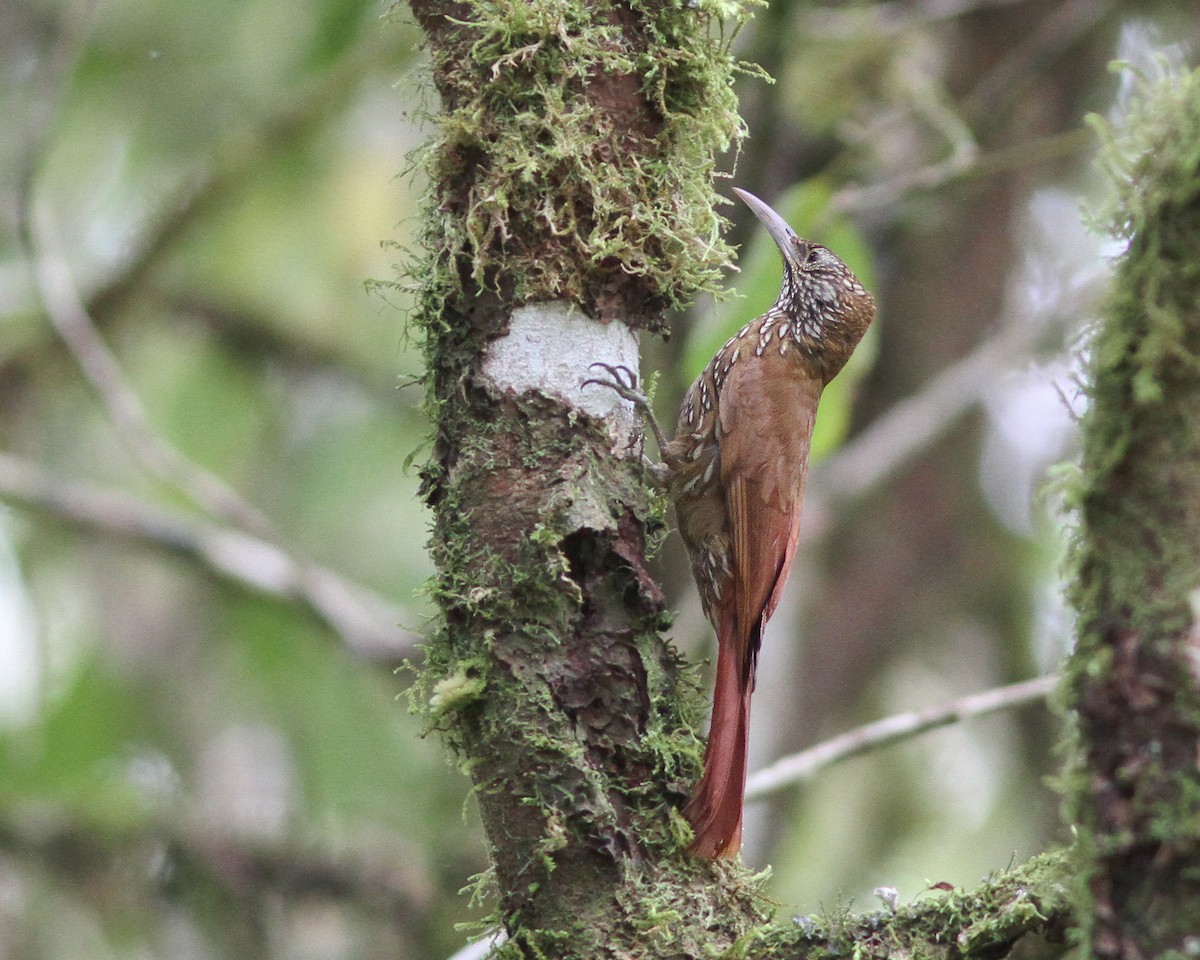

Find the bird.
xmin=587 ymin=187 xmax=875 ymax=858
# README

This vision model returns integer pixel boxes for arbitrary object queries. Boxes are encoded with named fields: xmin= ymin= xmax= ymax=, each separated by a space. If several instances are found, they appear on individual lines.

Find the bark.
xmin=405 ymin=1 xmax=768 ymax=954
xmin=1066 ymin=68 xmax=1200 ymax=959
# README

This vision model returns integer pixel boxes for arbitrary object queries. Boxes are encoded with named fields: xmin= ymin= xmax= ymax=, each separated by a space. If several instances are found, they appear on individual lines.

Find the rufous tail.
xmin=683 ymin=630 xmax=754 ymax=858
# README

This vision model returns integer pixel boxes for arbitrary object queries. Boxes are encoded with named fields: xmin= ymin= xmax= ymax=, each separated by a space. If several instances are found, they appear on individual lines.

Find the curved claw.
xmin=581 ymin=362 xmax=670 ymax=458
xmin=582 ymin=362 xmax=650 ymax=410
xmin=583 ymin=362 xmax=639 ymax=395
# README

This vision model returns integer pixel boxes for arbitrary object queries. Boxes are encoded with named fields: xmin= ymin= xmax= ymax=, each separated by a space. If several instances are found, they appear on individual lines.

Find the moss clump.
xmin=748 ymin=851 xmax=1072 ymax=958
xmin=400 ymin=0 xmax=759 ymax=337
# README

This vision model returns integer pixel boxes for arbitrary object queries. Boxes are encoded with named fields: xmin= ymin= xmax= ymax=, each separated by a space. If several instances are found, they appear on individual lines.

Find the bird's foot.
xmin=582 ymin=363 xmax=649 ymax=408
xmin=582 ymin=363 xmax=671 ymax=477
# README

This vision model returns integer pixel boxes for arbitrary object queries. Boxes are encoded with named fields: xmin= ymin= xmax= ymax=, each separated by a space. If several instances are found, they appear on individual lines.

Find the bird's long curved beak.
xmin=732 ymin=188 xmax=800 ymax=260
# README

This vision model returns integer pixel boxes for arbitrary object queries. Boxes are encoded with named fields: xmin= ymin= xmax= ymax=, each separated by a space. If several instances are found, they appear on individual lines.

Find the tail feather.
xmin=683 ymin=626 xmax=754 ymax=858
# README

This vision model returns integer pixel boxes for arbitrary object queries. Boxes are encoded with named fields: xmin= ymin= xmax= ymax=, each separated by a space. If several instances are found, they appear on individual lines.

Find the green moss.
xmin=1061 ymin=67 xmax=1200 ymax=707
xmin=428 ymin=664 xmax=489 ymax=719
xmin=1065 ymin=61 xmax=1200 ymax=735
xmin=1059 ymin=64 xmax=1200 ymax=955
xmin=751 ymin=851 xmax=1073 ymax=959
xmin=396 ymin=0 xmax=760 ymax=369
xmin=396 ymin=1 xmax=788 ymax=947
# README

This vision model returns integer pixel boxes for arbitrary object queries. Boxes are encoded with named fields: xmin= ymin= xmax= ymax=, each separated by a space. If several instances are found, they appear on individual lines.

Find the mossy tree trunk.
xmin=403 ymin=1 xmax=769 ymax=954
xmin=1066 ymin=70 xmax=1200 ymax=959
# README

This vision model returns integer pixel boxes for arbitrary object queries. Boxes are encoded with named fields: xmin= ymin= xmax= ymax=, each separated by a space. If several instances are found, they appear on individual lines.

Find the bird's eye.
xmin=806 ymin=247 xmax=822 ymax=265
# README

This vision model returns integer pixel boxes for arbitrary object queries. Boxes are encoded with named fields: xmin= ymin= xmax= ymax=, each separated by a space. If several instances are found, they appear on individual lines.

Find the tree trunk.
xmin=1066 ymin=68 xmax=1200 ymax=959
xmin=404 ymin=1 xmax=767 ymax=953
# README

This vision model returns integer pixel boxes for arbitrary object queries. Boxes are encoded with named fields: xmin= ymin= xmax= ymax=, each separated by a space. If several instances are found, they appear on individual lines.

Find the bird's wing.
xmin=717 ymin=353 xmax=821 ymax=667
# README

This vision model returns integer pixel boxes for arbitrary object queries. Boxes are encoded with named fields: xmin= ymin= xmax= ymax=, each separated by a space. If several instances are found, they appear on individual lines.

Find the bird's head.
xmin=734 ymin=187 xmax=875 ymax=378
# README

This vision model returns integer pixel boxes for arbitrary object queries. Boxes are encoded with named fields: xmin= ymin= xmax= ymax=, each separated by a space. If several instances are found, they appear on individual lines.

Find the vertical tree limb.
xmin=403 ymin=1 xmax=768 ymax=952
xmin=1067 ymin=67 xmax=1200 ymax=959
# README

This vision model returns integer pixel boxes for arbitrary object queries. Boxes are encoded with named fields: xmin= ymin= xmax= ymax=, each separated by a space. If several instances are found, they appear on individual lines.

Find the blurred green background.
xmin=2 ymin=1 xmax=1199 ymax=957
xmin=1 ymin=2 xmax=465 ymax=956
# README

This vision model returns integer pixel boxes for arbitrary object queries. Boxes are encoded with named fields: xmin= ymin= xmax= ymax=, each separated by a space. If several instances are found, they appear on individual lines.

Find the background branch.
xmin=746 ymin=675 xmax=1058 ymax=802
xmin=26 ymin=201 xmax=277 ymax=538
xmin=0 ymin=808 xmax=433 ymax=942
xmin=811 ymin=313 xmax=1057 ymax=511
xmin=0 ymin=451 xmax=416 ymax=661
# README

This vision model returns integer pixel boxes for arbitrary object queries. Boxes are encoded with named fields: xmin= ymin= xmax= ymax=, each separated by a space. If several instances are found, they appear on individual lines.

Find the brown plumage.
xmin=663 ymin=188 xmax=875 ymax=858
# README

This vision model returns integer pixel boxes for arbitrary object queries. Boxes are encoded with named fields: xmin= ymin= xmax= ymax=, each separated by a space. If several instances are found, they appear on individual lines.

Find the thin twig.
xmin=28 ymin=201 xmax=277 ymax=538
xmin=745 ymin=675 xmax=1058 ymax=802
xmin=0 ymin=452 xmax=417 ymax=662
xmin=966 ymin=0 xmax=1115 ymax=115
xmin=821 ymin=126 xmax=1093 ymax=224
xmin=832 ymin=59 xmax=978 ymax=216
